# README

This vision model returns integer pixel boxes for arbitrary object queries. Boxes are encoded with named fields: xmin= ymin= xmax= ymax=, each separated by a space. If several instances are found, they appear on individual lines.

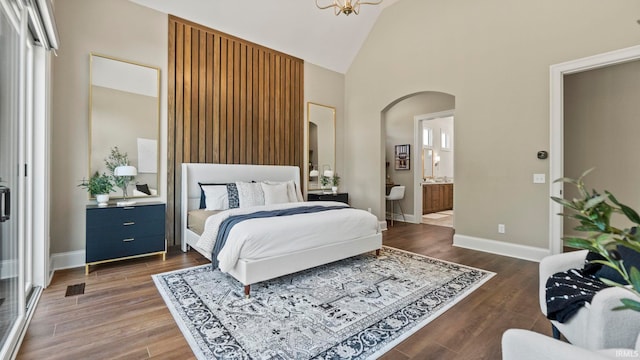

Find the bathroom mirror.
xmin=89 ymin=53 xmax=160 ymax=198
xmin=307 ymin=102 xmax=335 ymax=190
xmin=423 ymin=148 xmax=433 ymax=179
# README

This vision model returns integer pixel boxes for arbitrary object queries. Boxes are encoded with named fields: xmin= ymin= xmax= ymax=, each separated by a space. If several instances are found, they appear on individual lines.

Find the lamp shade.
xmin=114 ymin=165 xmax=137 ymax=176
xmin=323 ymin=170 xmax=334 ymax=178
xmin=310 ymin=169 xmax=319 ymax=177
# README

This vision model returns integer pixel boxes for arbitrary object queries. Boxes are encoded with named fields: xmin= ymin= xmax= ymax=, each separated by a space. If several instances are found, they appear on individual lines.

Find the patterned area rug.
xmin=152 ymin=247 xmax=494 ymax=359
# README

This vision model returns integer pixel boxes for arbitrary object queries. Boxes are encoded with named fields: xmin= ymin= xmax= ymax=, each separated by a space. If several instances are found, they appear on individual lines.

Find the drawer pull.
xmin=123 ymin=222 xmax=135 ymax=226
xmin=123 ymin=238 xmax=135 ymax=242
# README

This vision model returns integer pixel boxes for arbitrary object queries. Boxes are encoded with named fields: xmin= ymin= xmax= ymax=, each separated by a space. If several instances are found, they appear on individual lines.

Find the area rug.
xmin=152 ymin=246 xmax=494 ymax=359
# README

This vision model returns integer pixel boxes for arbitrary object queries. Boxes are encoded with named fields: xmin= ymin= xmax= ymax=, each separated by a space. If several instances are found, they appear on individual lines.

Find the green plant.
xmin=104 ymin=146 xmax=134 ymax=190
xmin=320 ymin=173 xmax=340 ymax=187
xmin=332 ymin=173 xmax=340 ymax=187
xmin=79 ymin=172 xmax=114 ymax=195
xmin=552 ymin=168 xmax=640 ymax=312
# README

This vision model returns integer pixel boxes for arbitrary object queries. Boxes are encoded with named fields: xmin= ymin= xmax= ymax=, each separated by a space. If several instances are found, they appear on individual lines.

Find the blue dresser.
xmin=85 ymin=202 xmax=166 ymax=274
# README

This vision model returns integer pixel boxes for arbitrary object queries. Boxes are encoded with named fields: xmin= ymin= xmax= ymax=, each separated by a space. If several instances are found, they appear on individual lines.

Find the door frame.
xmin=413 ymin=109 xmax=454 ymax=223
xmin=549 ymin=45 xmax=640 ymax=254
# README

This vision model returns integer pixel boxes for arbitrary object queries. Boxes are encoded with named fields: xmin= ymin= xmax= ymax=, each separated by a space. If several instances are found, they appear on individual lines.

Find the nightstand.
xmin=85 ymin=202 xmax=166 ymax=274
xmin=307 ymin=192 xmax=349 ymax=204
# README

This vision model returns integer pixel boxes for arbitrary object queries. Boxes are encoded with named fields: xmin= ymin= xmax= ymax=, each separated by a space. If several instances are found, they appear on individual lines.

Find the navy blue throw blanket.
xmin=545 ymin=268 xmax=609 ymax=323
xmin=211 ymin=205 xmax=349 ymax=270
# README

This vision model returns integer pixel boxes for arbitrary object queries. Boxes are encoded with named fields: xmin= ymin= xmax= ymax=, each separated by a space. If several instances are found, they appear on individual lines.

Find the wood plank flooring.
xmin=17 ymin=222 xmax=552 ymax=359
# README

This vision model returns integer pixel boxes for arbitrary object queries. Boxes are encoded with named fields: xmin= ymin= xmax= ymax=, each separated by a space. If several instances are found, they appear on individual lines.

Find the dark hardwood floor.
xmin=17 ymin=222 xmax=551 ymax=359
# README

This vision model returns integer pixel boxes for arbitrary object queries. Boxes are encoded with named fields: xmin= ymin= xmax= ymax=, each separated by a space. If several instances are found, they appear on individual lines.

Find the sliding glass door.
xmin=0 ymin=3 xmax=23 ymax=354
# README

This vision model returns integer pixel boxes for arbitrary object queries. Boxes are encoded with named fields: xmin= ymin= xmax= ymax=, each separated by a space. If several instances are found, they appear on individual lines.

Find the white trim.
xmin=378 ymin=220 xmax=388 ymax=231
xmin=9 ymin=287 xmax=41 ymax=360
xmin=453 ymin=234 xmax=549 ymax=262
xmin=50 ymin=250 xmax=85 ymax=271
xmin=413 ymin=110 xmax=454 ymax=224
xmin=549 ymin=45 xmax=640 ymax=255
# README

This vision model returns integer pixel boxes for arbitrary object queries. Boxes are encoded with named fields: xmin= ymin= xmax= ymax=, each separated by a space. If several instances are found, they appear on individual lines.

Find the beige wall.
xmin=384 ymin=92 xmax=454 ymax=217
xmin=345 ymin=0 xmax=640 ymax=250
xmin=564 ymin=59 xmax=640 ymax=235
xmin=51 ymin=0 xmax=167 ymax=254
xmin=304 ymin=63 xmax=346 ymax=194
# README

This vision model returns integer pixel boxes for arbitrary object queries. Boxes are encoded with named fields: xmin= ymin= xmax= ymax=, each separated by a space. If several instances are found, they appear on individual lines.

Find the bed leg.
xmin=244 ymin=285 xmax=250 ymax=299
xmin=376 ymin=249 xmax=381 ymax=257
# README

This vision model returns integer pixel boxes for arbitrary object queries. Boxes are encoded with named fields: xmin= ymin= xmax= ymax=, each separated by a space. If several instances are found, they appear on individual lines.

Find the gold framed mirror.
xmin=307 ymin=102 xmax=336 ymax=191
xmin=89 ymin=53 xmax=160 ymax=199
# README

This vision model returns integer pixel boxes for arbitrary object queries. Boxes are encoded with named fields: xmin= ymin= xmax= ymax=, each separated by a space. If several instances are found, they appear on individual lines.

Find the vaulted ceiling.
xmin=129 ymin=0 xmax=401 ymax=74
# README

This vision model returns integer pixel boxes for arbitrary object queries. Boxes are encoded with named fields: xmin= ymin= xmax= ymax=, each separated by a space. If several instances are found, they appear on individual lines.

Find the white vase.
xmin=331 ymin=186 xmax=338 ymax=194
xmin=96 ymin=194 xmax=109 ymax=207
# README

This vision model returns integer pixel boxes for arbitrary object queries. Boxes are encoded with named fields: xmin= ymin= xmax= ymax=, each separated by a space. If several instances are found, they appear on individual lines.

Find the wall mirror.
xmin=307 ymin=102 xmax=335 ymax=190
xmin=89 ymin=53 xmax=160 ymax=198
xmin=423 ymin=148 xmax=433 ymax=179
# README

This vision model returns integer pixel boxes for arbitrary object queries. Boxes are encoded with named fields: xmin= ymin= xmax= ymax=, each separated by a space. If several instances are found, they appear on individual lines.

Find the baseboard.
xmin=50 ymin=250 xmax=85 ymax=271
xmin=453 ymin=234 xmax=550 ymax=262
xmin=387 ymin=213 xmax=419 ymax=224
xmin=379 ymin=221 xmax=388 ymax=231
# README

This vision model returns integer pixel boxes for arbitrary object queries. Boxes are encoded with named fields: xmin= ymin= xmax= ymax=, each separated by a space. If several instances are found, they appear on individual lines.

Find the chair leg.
xmin=397 ymin=200 xmax=405 ymax=222
xmin=390 ymin=200 xmax=394 ymax=226
xmin=551 ymin=324 xmax=561 ymax=340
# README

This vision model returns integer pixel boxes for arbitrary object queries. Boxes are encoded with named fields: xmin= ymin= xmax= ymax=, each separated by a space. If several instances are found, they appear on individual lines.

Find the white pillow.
xmin=235 ymin=181 xmax=265 ymax=208
xmin=201 ymin=185 xmax=229 ymax=210
xmin=261 ymin=182 xmax=290 ymax=205
xmin=263 ymin=180 xmax=300 ymax=203
xmin=294 ymin=181 xmax=304 ymax=202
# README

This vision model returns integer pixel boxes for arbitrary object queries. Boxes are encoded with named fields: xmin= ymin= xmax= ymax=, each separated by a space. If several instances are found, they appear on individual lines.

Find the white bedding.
xmin=196 ymin=201 xmax=380 ymax=272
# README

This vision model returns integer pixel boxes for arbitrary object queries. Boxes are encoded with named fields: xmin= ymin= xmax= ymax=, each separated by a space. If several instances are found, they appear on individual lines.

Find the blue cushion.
xmin=595 ymin=245 xmax=640 ymax=284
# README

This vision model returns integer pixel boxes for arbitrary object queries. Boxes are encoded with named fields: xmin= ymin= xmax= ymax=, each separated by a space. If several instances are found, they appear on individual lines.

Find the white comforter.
xmin=196 ymin=201 xmax=380 ymax=272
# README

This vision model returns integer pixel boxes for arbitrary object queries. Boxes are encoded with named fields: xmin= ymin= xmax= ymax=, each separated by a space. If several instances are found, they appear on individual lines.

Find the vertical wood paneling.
xmin=167 ymin=16 xmax=304 ymax=243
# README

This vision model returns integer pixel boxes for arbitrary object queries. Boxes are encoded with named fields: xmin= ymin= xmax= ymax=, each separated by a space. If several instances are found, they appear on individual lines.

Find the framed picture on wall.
xmin=395 ymin=144 xmax=410 ymax=170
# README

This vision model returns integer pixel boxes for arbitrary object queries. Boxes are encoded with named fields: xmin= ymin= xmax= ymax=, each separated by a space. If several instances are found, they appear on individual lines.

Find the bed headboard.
xmin=181 ymin=163 xmax=301 ymax=242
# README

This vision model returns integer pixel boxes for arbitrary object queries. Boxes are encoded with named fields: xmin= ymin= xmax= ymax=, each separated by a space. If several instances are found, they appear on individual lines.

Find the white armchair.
xmin=539 ymin=250 xmax=640 ymax=350
xmin=502 ymin=329 xmax=640 ymax=360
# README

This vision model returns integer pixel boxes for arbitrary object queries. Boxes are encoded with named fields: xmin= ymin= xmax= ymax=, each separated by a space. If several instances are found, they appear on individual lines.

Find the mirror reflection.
xmin=90 ymin=53 xmax=160 ymax=198
xmin=307 ymin=102 xmax=335 ymax=190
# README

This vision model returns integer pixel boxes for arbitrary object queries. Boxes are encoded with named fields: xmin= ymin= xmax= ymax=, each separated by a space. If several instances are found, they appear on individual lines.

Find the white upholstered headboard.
xmin=181 ymin=163 xmax=301 ymax=242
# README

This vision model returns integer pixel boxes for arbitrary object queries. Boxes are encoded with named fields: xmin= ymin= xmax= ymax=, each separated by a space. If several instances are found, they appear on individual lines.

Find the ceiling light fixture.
xmin=315 ymin=0 xmax=383 ymax=16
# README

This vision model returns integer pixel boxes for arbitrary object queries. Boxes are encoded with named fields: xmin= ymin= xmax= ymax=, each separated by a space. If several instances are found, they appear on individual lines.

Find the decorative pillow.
xmin=135 ymin=183 xmax=151 ymax=195
xmin=235 ymin=181 xmax=265 ymax=208
xmin=199 ymin=182 xmax=238 ymax=209
xmin=226 ymin=183 xmax=239 ymax=209
xmin=594 ymin=245 xmax=640 ymax=284
xmin=261 ymin=182 xmax=290 ymax=205
xmin=201 ymin=185 xmax=229 ymax=210
xmin=263 ymin=180 xmax=300 ymax=203
xmin=294 ymin=181 xmax=304 ymax=202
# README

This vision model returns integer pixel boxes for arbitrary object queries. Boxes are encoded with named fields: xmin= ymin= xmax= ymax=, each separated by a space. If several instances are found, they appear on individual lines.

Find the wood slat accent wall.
xmin=167 ymin=16 xmax=304 ymax=244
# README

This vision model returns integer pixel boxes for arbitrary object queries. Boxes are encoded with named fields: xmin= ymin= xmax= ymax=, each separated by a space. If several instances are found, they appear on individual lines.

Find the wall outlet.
xmin=498 ymin=224 xmax=505 ymax=233
xmin=533 ymin=173 xmax=546 ymax=184
xmin=367 ymin=208 xmax=372 ymax=213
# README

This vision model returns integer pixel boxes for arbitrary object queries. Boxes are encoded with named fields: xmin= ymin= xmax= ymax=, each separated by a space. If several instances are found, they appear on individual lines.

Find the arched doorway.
xmin=381 ymin=91 xmax=455 ymax=226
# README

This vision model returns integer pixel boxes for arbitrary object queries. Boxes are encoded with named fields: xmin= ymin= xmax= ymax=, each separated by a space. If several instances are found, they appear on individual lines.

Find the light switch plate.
xmin=533 ymin=173 xmax=546 ymax=184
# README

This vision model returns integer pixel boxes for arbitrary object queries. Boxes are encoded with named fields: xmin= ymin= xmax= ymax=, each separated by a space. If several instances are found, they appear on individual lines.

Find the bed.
xmin=181 ymin=163 xmax=382 ymax=296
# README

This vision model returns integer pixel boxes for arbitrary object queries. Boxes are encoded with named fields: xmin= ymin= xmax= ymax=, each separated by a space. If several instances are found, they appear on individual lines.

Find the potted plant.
xmin=104 ymin=146 xmax=135 ymax=197
xmin=552 ymin=168 xmax=640 ymax=312
xmin=331 ymin=173 xmax=340 ymax=194
xmin=320 ymin=172 xmax=340 ymax=193
xmin=79 ymin=172 xmax=114 ymax=206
